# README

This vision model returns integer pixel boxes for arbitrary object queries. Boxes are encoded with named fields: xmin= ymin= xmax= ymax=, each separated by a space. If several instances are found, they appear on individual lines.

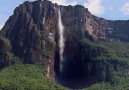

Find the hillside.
xmin=0 ymin=64 xmax=67 ymax=89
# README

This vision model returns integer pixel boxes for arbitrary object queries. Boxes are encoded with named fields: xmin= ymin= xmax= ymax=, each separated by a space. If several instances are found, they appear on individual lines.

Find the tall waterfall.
xmin=58 ymin=9 xmax=64 ymax=72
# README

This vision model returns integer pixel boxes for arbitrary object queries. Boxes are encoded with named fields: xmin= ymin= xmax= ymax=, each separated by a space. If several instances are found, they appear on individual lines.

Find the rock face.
xmin=0 ymin=0 xmax=129 ymax=89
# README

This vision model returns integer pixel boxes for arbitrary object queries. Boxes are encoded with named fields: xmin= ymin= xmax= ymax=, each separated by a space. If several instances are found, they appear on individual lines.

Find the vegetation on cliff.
xmin=80 ymin=38 xmax=129 ymax=89
xmin=0 ymin=0 xmax=129 ymax=89
xmin=80 ymin=38 xmax=129 ymax=64
xmin=50 ymin=38 xmax=129 ymax=89
xmin=0 ymin=37 xmax=129 ymax=89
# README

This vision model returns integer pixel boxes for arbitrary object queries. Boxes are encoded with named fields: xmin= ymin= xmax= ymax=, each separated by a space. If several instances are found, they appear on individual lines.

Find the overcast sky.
xmin=0 ymin=0 xmax=129 ymax=29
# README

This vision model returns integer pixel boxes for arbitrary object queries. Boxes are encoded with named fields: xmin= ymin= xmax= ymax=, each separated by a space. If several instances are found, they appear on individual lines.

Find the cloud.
xmin=121 ymin=3 xmax=129 ymax=15
xmin=49 ymin=0 xmax=77 ymax=6
xmin=83 ymin=0 xmax=105 ymax=16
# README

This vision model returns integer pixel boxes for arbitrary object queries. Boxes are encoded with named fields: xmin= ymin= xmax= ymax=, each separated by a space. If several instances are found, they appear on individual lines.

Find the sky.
xmin=0 ymin=0 xmax=129 ymax=29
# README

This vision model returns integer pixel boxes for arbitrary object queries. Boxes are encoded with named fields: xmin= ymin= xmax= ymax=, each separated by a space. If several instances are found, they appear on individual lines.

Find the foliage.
xmin=0 ymin=36 xmax=10 ymax=47
xmin=1 ymin=63 xmax=129 ymax=90
xmin=80 ymin=38 xmax=129 ymax=65
xmin=80 ymin=38 xmax=129 ymax=89
xmin=100 ymin=41 xmax=129 ymax=59
xmin=42 ymin=50 xmax=51 ymax=58
xmin=84 ymin=75 xmax=129 ymax=90
xmin=6 ymin=52 xmax=14 ymax=59
xmin=1 ymin=37 xmax=129 ymax=90
xmin=6 ymin=52 xmax=21 ymax=65
xmin=0 ymin=64 xmax=68 ymax=90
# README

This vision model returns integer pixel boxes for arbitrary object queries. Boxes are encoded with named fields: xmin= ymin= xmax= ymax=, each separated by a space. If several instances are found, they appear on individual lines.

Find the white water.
xmin=58 ymin=9 xmax=64 ymax=72
xmin=47 ymin=60 xmax=50 ymax=78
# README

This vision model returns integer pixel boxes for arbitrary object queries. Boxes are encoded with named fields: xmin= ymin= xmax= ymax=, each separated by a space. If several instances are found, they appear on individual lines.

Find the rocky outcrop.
xmin=0 ymin=0 xmax=129 ymax=89
xmin=0 ymin=0 xmax=58 ymax=81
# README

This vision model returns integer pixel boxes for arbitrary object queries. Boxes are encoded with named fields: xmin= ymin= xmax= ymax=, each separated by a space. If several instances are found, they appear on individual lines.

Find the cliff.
xmin=0 ymin=0 xmax=129 ymax=89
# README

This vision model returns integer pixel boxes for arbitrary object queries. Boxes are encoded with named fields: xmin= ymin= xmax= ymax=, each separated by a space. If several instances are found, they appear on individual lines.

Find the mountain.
xmin=0 ymin=0 xmax=129 ymax=89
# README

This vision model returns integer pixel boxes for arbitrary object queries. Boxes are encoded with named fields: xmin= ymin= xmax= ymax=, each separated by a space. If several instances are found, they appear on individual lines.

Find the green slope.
xmin=0 ymin=63 xmax=129 ymax=90
xmin=1 ymin=38 xmax=129 ymax=90
xmin=0 ymin=64 xmax=68 ymax=90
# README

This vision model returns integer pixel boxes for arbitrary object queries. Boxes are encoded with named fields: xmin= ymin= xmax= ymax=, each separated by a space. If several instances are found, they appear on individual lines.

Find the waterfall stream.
xmin=56 ymin=9 xmax=94 ymax=89
xmin=58 ymin=9 xmax=64 ymax=73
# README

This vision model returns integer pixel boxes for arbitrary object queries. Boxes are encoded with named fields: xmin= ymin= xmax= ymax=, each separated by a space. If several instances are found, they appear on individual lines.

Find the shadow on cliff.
xmin=54 ymin=41 xmax=97 ymax=89
xmin=54 ymin=56 xmax=97 ymax=89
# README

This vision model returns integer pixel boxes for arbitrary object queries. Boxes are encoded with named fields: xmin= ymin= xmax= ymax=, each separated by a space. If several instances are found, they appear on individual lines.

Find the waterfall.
xmin=58 ymin=9 xmax=64 ymax=72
